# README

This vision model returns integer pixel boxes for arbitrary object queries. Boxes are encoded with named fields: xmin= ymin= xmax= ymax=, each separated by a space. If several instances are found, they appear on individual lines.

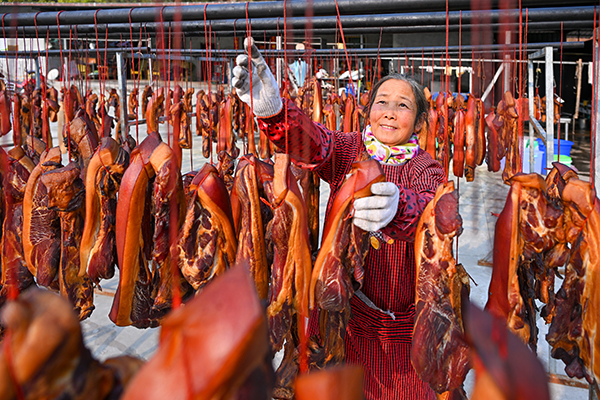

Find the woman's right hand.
xmin=232 ymin=37 xmax=283 ymax=118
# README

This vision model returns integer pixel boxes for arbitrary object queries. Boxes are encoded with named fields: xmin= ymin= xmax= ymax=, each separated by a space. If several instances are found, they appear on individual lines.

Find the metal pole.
xmin=504 ymin=30 xmax=511 ymax=93
xmin=545 ymin=45 xmax=554 ymax=173
xmin=34 ymin=58 xmax=41 ymax=89
xmin=116 ymin=52 xmax=128 ymax=140
xmin=528 ymin=59 xmax=535 ymax=173
xmin=276 ymin=36 xmax=283 ymax=87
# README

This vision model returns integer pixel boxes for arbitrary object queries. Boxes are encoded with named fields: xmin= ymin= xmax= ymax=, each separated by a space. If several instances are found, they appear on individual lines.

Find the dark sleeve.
xmin=256 ymin=98 xmax=333 ymax=169
xmin=381 ymin=158 xmax=446 ymax=243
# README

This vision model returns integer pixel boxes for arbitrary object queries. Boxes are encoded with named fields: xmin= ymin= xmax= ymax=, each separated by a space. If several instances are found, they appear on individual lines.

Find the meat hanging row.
xmin=0 ymin=73 xmax=390 ymax=398
xmin=485 ymin=162 xmax=600 ymax=388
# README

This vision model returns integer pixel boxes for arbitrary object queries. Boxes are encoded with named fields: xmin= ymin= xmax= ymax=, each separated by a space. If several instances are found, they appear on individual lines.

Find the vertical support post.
xmin=116 ymin=51 xmax=128 ymax=139
xmin=504 ymin=30 xmax=511 ymax=93
xmin=528 ymin=59 xmax=535 ymax=173
xmin=595 ymin=37 xmax=600 ymax=196
xmin=276 ymin=36 xmax=282 ymax=87
xmin=545 ymin=46 xmax=554 ymax=173
xmin=149 ymin=56 xmax=154 ymax=85
xmin=34 ymin=58 xmax=41 ymax=89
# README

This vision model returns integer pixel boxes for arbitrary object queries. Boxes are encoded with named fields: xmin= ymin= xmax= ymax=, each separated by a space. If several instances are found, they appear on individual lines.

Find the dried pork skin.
xmin=68 ymin=109 xmax=100 ymax=178
xmin=547 ymin=179 xmax=600 ymax=385
xmin=121 ymin=264 xmax=271 ymax=400
xmin=452 ymin=109 xmax=466 ymax=178
xmin=177 ymin=164 xmax=237 ymax=291
xmin=485 ymin=111 xmax=502 ymax=173
xmin=412 ymin=181 xmax=470 ymax=394
xmin=41 ymin=162 xmax=94 ymax=320
xmin=232 ymin=156 xmax=273 ymax=299
xmin=22 ymin=147 xmax=63 ymax=288
xmin=310 ymin=158 xmax=385 ymax=312
xmin=0 ymin=289 xmax=144 ymax=400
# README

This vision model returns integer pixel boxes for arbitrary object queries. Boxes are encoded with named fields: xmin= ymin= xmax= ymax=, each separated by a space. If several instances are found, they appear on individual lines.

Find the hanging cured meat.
xmin=0 ymin=81 xmax=12 ymax=136
xmin=41 ymin=161 xmax=95 ymax=320
xmin=110 ymin=132 xmax=191 ymax=328
xmin=0 ymin=147 xmax=36 ymax=304
xmin=0 ymin=289 xmax=144 ymax=400
xmin=547 ymin=178 xmax=600 ymax=385
xmin=146 ymin=88 xmax=165 ymax=134
xmin=22 ymin=147 xmax=63 ymax=289
xmin=464 ymin=303 xmax=550 ymax=400
xmin=264 ymin=153 xmax=312 ymax=348
xmin=485 ymin=109 xmax=502 ymax=173
xmin=486 ymin=173 xmax=565 ymax=350
xmin=310 ymin=156 xmax=385 ymax=311
xmin=68 ymin=108 xmax=101 ymax=178
xmin=452 ymin=105 xmax=466 ymax=178
xmin=230 ymin=155 xmax=274 ymax=299
xmin=500 ymin=92 xmax=521 ymax=183
xmin=412 ymin=181 xmax=470 ymax=396
xmin=423 ymin=87 xmax=438 ymax=160
xmin=80 ymin=137 xmax=130 ymax=286
xmin=464 ymin=95 xmax=477 ymax=181
xmin=176 ymin=163 xmax=237 ymax=291
xmin=121 ymin=263 xmax=273 ymax=400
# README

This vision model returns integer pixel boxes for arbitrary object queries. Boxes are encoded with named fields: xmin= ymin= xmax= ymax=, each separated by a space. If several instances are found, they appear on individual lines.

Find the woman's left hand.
xmin=353 ymin=182 xmax=400 ymax=232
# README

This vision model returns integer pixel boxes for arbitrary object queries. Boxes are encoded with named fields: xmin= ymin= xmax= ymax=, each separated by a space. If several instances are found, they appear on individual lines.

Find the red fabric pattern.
xmin=258 ymin=100 xmax=445 ymax=400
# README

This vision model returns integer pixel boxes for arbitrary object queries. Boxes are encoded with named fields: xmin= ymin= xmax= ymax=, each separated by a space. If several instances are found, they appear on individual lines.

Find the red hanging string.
xmin=2 ymin=15 xmax=10 ymax=84
xmin=56 ymin=11 xmax=72 ymax=160
xmin=34 ymin=13 xmax=49 ymax=152
xmin=592 ymin=7 xmax=597 ymax=187
xmin=333 ymin=0 xmax=356 ymax=105
xmin=518 ymin=1 xmax=524 ymax=173
xmin=246 ymin=3 xmax=254 ymax=155
xmin=443 ymin=0 xmax=449 ymax=183
xmin=373 ymin=27 xmax=383 ymax=88
xmin=129 ymin=9 xmax=140 ymax=143
xmin=204 ymin=4 xmax=213 ymax=164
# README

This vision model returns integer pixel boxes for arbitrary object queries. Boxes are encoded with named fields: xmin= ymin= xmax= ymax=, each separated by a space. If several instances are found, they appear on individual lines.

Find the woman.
xmin=233 ymin=39 xmax=445 ymax=400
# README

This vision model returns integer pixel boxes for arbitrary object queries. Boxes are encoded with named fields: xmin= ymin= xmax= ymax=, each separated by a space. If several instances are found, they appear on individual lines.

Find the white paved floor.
xmin=3 ymin=80 xmax=592 ymax=398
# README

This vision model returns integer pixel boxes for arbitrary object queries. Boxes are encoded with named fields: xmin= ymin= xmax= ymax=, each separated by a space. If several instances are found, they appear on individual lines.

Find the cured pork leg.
xmin=412 ymin=181 xmax=470 ymax=394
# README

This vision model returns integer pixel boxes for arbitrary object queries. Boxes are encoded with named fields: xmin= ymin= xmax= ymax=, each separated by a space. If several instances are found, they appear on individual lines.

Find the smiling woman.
xmin=233 ymin=38 xmax=446 ymax=400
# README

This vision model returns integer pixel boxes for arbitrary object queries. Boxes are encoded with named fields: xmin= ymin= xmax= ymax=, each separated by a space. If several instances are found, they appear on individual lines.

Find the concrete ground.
xmin=2 ymin=81 xmax=594 ymax=398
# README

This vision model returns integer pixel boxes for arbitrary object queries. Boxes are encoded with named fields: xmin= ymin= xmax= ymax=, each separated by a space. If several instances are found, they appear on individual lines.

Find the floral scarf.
xmin=362 ymin=125 xmax=420 ymax=165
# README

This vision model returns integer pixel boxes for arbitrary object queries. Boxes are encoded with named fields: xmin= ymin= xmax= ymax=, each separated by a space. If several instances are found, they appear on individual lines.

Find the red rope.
xmin=246 ymin=3 xmax=254 ymax=155
xmin=443 ymin=0 xmax=449 ymax=183
xmin=333 ymin=0 xmax=356 ymax=105
xmin=34 ymin=13 xmax=49 ymax=151
xmin=204 ymin=4 xmax=213 ymax=164
xmin=2 ymin=15 xmax=10 ymax=83
xmin=592 ymin=7 xmax=597 ymax=187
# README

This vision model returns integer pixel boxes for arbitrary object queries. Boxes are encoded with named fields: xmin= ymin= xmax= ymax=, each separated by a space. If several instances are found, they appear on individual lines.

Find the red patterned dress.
xmin=258 ymin=99 xmax=445 ymax=400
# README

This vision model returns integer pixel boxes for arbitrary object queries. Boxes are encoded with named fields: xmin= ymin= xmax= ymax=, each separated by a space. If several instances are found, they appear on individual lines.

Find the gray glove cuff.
xmin=252 ymin=95 xmax=283 ymax=118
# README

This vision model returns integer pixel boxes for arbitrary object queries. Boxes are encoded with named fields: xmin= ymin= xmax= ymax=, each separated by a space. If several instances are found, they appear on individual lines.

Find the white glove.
xmin=232 ymin=37 xmax=283 ymax=118
xmin=353 ymin=182 xmax=400 ymax=232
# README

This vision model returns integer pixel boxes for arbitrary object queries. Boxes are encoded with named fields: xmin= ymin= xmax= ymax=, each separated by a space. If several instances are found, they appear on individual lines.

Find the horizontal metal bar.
xmin=1 ymin=6 xmax=595 ymax=37
xmin=2 ymin=0 xmax=594 ymax=27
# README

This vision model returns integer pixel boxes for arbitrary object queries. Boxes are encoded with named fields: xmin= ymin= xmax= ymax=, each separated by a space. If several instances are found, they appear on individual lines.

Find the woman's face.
xmin=369 ymin=79 xmax=423 ymax=147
